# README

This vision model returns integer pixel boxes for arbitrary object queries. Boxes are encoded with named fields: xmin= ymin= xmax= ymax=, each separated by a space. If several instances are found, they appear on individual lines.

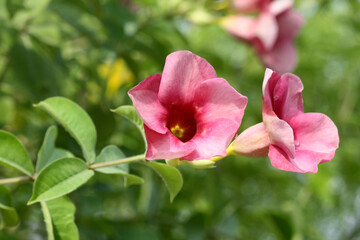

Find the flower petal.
xmin=289 ymin=113 xmax=339 ymax=154
xmin=144 ymin=125 xmax=196 ymax=160
xmin=289 ymin=150 xmax=325 ymax=173
xmin=279 ymin=73 xmax=304 ymax=121
xmin=222 ymin=16 xmax=257 ymax=42
xmin=262 ymin=68 xmax=281 ymax=110
xmin=128 ymin=74 xmax=168 ymax=134
xmin=258 ymin=37 xmax=297 ymax=74
xmin=181 ymin=119 xmax=239 ymax=160
xmin=233 ymin=0 xmax=274 ymax=12
xmin=263 ymin=101 xmax=295 ymax=159
xmin=319 ymin=152 xmax=335 ymax=163
xmin=268 ymin=145 xmax=303 ymax=172
xmin=231 ymin=123 xmax=270 ymax=157
xmin=277 ymin=9 xmax=304 ymax=39
xmin=262 ymin=69 xmax=304 ymax=120
xmin=158 ymin=51 xmax=217 ymax=105
xmin=269 ymin=145 xmax=325 ymax=173
xmin=232 ymin=0 xmax=259 ymax=12
xmin=256 ymin=12 xmax=278 ymax=50
xmin=269 ymin=0 xmax=293 ymax=15
xmin=193 ymin=78 xmax=248 ymax=125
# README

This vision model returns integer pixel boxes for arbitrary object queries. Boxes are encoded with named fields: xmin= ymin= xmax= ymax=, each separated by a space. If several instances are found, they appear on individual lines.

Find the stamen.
xmin=170 ymin=125 xmax=185 ymax=139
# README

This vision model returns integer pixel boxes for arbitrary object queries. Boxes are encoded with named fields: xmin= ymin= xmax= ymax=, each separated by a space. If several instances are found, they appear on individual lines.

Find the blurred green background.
xmin=0 ymin=0 xmax=359 ymax=239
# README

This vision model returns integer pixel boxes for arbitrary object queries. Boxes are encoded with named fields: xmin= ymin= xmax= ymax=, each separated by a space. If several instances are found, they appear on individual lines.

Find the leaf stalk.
xmin=0 ymin=176 xmax=32 ymax=185
xmin=89 ymin=154 xmax=146 ymax=169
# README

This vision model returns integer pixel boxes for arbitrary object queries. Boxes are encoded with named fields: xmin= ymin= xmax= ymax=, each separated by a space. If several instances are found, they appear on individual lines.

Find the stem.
xmin=0 ymin=176 xmax=32 ymax=185
xmin=89 ymin=154 xmax=146 ymax=169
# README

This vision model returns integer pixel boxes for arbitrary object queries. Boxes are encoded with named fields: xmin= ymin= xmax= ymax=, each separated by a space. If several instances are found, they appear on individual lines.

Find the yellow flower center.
xmin=170 ymin=124 xmax=185 ymax=139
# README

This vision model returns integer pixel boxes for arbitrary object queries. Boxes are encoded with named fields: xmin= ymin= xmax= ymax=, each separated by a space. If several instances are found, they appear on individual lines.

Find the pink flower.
xmin=129 ymin=51 xmax=248 ymax=161
xmin=223 ymin=0 xmax=304 ymax=74
xmin=231 ymin=69 xmax=339 ymax=173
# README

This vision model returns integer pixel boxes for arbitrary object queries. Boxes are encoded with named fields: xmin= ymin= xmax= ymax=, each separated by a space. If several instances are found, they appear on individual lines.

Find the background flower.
xmin=98 ymin=58 xmax=135 ymax=98
xmin=223 ymin=0 xmax=304 ymax=73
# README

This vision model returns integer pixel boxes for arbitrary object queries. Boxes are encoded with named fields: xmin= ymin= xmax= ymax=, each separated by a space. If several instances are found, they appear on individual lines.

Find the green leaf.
xmin=112 ymin=105 xmax=146 ymax=144
xmin=123 ymin=174 xmax=144 ymax=187
xmin=41 ymin=197 xmax=79 ymax=240
xmin=34 ymin=97 xmax=97 ymax=163
xmin=36 ymin=126 xmax=74 ymax=173
xmin=94 ymin=145 xmax=144 ymax=187
xmin=144 ymin=162 xmax=183 ymax=202
xmin=28 ymin=157 xmax=94 ymax=205
xmin=0 ymin=186 xmax=18 ymax=229
xmin=0 ymin=130 xmax=34 ymax=176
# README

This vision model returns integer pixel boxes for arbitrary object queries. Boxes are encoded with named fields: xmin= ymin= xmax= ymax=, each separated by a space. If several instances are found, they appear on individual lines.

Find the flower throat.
xmin=166 ymin=105 xmax=197 ymax=142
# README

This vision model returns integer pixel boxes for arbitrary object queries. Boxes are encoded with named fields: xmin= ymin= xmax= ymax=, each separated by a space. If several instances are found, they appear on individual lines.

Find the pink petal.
xmin=262 ymin=68 xmax=282 ymax=110
xmin=289 ymin=113 xmax=339 ymax=154
xmin=269 ymin=0 xmax=293 ymax=15
xmin=181 ymin=119 xmax=240 ymax=160
xmin=232 ymin=0 xmax=259 ymax=11
xmin=158 ymin=51 xmax=217 ymax=106
xmin=231 ymin=123 xmax=270 ymax=157
xmin=277 ymin=10 xmax=304 ymax=39
xmin=289 ymin=150 xmax=322 ymax=173
xmin=178 ymin=77 xmax=247 ymax=160
xmin=193 ymin=78 xmax=248 ymax=125
xmin=269 ymin=145 xmax=324 ymax=173
xmin=262 ymin=69 xmax=304 ymax=121
xmin=128 ymin=74 xmax=168 ymax=134
xmin=258 ymin=9 xmax=303 ymax=74
xmin=256 ymin=12 xmax=278 ymax=50
xmin=278 ymin=73 xmax=304 ymax=121
xmin=144 ymin=125 xmax=196 ymax=160
xmin=269 ymin=138 xmax=334 ymax=173
xmin=233 ymin=0 xmax=273 ymax=12
xmin=222 ymin=16 xmax=257 ymax=42
xmin=263 ymin=101 xmax=295 ymax=159
xmin=319 ymin=152 xmax=335 ymax=163
xmin=258 ymin=37 xmax=297 ymax=74
xmin=268 ymin=145 xmax=303 ymax=172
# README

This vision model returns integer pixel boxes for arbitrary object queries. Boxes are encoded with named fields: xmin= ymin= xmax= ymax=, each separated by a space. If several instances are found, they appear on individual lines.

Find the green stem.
xmin=89 ymin=154 xmax=146 ymax=169
xmin=0 ymin=176 xmax=32 ymax=185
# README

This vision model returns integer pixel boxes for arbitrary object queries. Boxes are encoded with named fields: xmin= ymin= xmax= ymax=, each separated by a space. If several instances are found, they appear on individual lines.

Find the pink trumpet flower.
xmin=223 ymin=0 xmax=304 ymax=74
xmin=129 ymin=51 xmax=248 ymax=161
xmin=231 ymin=69 xmax=339 ymax=173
